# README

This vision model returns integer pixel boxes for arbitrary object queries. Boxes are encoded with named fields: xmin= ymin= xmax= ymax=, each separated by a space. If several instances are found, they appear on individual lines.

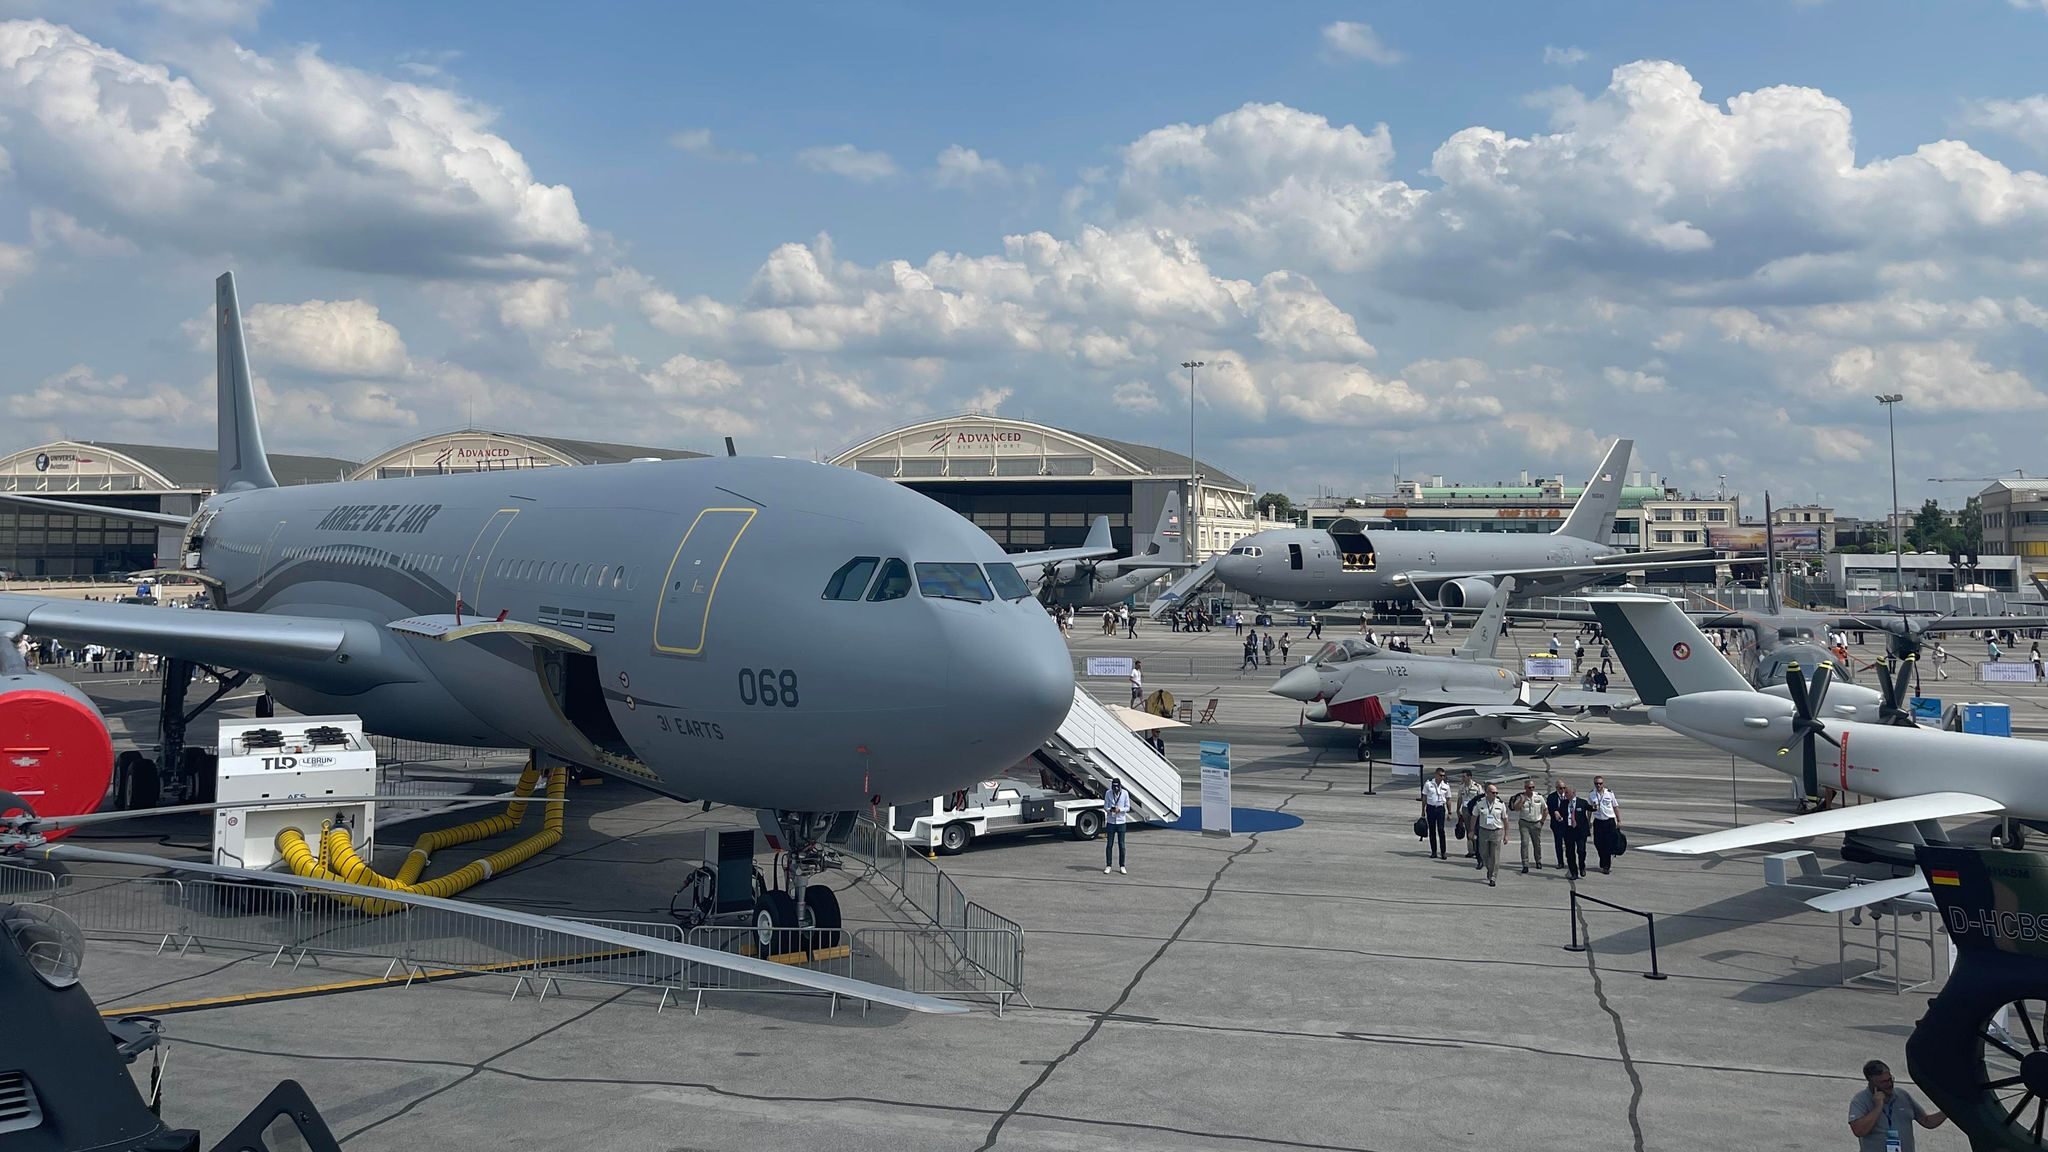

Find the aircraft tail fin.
xmin=1556 ymin=438 xmax=1631 ymax=543
xmin=216 ymin=272 xmax=277 ymax=492
xmin=1582 ymin=594 xmax=1752 ymax=705
xmin=1141 ymin=491 xmax=1185 ymax=557
xmin=1454 ymin=575 xmax=1514 ymax=660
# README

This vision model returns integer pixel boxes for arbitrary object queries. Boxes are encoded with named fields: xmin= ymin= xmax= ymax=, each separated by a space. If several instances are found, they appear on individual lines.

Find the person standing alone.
xmin=1847 ymin=1059 xmax=1944 ymax=1150
xmin=1130 ymin=660 xmax=1144 ymax=707
xmin=1102 ymin=778 xmax=1131 ymax=874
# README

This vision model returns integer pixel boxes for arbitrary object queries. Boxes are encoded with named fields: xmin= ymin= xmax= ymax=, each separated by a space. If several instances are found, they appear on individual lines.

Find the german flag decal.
xmin=1931 ymin=869 xmax=1962 ymax=887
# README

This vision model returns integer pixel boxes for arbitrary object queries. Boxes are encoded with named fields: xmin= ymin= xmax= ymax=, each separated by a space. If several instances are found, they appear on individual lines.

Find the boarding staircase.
xmin=1038 ymin=687 xmax=1184 ymax=823
xmin=1148 ymin=557 xmax=1220 ymax=619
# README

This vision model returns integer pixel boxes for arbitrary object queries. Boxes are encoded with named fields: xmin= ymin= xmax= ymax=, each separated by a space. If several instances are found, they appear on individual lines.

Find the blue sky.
xmin=3 ymin=1 xmax=2048 ymax=514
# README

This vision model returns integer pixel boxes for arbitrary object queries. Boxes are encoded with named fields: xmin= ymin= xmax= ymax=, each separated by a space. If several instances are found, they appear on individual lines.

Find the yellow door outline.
xmin=459 ymin=509 xmax=519 ymax=613
xmin=652 ymin=507 xmax=757 ymax=656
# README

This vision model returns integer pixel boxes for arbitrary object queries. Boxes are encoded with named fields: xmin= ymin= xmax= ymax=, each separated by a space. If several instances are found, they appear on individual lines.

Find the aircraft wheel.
xmin=184 ymin=748 xmax=218 ymax=803
xmin=938 ymin=823 xmax=974 ymax=855
xmin=753 ymin=891 xmax=800 ymax=956
xmin=1908 ymin=968 xmax=2048 ymax=1150
xmin=117 ymin=755 xmax=158 ymax=812
xmin=1072 ymin=809 xmax=1104 ymax=841
xmin=802 ymin=886 xmax=842 ymax=942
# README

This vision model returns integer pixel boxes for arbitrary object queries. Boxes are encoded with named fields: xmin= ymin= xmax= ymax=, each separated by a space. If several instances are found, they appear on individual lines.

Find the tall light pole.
xmin=1182 ymin=360 xmax=1204 ymax=565
xmin=1876 ymin=393 xmax=1904 ymax=596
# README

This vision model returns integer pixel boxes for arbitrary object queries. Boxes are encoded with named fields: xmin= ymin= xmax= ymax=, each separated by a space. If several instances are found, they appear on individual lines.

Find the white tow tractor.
xmin=887 ymin=685 xmax=1185 ymax=855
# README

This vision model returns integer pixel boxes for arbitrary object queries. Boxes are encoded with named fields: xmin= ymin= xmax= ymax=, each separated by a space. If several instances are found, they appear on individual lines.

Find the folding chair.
xmin=1198 ymin=698 xmax=1219 ymax=723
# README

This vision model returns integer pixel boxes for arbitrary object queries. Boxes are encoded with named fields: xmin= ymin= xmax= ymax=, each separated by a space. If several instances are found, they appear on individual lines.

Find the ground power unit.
xmin=212 ymin=716 xmax=377 ymax=870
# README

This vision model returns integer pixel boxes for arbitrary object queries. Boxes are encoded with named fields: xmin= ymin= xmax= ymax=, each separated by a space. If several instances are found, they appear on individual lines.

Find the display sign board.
xmin=1199 ymin=740 xmax=1232 ymax=837
xmin=1523 ymin=656 xmax=1572 ymax=679
xmin=1980 ymin=661 xmax=2035 ymax=683
xmin=1910 ymin=697 xmax=1943 ymax=724
xmin=1085 ymin=656 xmax=1135 ymax=678
xmin=1387 ymin=703 xmax=1422 ymax=778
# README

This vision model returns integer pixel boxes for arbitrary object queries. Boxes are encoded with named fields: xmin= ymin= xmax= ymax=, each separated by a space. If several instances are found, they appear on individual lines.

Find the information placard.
xmin=1085 ymin=656 xmax=1135 ymax=678
xmin=1523 ymin=657 xmax=1572 ymax=679
xmin=1387 ymin=703 xmax=1422 ymax=778
xmin=1199 ymin=740 xmax=1232 ymax=837
xmin=1979 ymin=661 xmax=2035 ymax=684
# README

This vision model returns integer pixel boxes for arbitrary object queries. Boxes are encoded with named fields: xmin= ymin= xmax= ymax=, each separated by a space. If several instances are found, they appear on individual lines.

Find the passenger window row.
xmin=490 ymin=557 xmax=636 ymax=591
xmin=821 ymin=556 xmax=1032 ymax=604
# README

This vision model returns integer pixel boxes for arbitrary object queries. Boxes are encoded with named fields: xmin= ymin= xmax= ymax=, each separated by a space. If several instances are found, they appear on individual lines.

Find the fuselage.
xmin=189 ymin=457 xmax=1073 ymax=812
xmin=1269 ymin=640 xmax=1519 ymax=725
xmin=1213 ymin=525 xmax=1614 ymax=605
xmin=1043 ymin=565 xmax=1175 ymax=609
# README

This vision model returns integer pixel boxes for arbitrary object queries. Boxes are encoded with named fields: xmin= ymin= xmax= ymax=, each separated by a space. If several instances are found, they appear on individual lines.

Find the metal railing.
xmin=1563 ymin=890 xmax=1667 ymax=980
xmin=844 ymin=818 xmax=1027 ymax=1009
xmin=681 ymin=925 xmax=852 ymax=1014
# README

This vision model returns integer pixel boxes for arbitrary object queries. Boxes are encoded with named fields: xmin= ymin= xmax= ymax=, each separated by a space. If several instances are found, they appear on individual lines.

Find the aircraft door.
xmin=458 ymin=509 xmax=518 ymax=614
xmin=653 ymin=508 xmax=757 ymax=656
xmin=1289 ymin=543 xmax=1304 ymax=571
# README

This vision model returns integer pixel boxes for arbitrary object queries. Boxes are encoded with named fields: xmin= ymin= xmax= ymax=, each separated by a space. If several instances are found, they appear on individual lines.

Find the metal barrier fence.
xmin=682 ymin=925 xmax=853 ymax=1014
xmin=1564 ymin=890 xmax=1668 ymax=981
xmin=845 ymin=818 xmax=1027 ymax=1008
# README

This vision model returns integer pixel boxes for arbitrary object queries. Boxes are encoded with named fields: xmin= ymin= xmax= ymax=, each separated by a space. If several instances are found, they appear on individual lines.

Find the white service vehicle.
xmin=887 ymin=685 xmax=1185 ymax=854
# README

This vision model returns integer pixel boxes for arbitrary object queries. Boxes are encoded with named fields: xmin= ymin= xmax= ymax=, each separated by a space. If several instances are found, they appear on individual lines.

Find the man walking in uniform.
xmin=1421 ymin=768 xmax=1451 ymax=859
xmin=1589 ymin=775 xmax=1621 ymax=875
xmin=1458 ymin=770 xmax=1485 ymax=864
xmin=1102 ymin=778 xmax=1131 ymax=874
xmin=1473 ymin=782 xmax=1508 ymax=887
xmin=1510 ymin=779 xmax=1545 ymax=874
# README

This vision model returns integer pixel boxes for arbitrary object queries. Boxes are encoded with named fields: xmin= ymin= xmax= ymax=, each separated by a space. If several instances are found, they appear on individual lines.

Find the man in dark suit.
xmin=1545 ymin=779 xmax=1572 ymax=871
xmin=1549 ymin=783 xmax=1591 ymax=879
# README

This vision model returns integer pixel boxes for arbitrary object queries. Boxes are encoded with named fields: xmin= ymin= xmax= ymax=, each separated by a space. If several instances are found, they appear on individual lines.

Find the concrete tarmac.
xmin=44 ymin=615 xmax=2044 ymax=1150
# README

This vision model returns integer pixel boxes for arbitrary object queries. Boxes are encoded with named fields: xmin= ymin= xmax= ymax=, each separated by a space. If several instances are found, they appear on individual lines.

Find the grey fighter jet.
xmin=1268 ymin=578 xmax=1621 ymax=751
xmin=1016 ymin=492 xmax=1194 ymax=609
xmin=0 ymin=273 xmax=1075 ymax=943
xmin=1210 ymin=439 xmax=1738 ymax=610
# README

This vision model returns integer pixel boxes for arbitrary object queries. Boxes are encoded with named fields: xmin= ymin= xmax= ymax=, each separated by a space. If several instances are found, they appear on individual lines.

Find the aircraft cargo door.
xmin=653 ymin=508 xmax=756 ymax=656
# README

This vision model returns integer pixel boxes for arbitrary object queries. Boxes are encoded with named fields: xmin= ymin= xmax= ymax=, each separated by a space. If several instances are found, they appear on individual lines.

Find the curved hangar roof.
xmin=830 ymin=415 xmax=1247 ymax=491
xmin=351 ymin=430 xmax=705 ymax=480
xmin=0 ymin=440 xmax=356 ymax=493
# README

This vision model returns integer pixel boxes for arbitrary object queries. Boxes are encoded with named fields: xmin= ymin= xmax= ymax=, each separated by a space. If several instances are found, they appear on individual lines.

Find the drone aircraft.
xmin=1585 ymin=593 xmax=2048 ymax=867
xmin=0 ymin=272 xmax=1075 ymax=970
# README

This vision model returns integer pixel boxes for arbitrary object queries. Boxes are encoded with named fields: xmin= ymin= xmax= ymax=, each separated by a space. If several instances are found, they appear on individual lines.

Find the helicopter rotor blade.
xmin=24 ymin=843 xmax=968 ymax=1015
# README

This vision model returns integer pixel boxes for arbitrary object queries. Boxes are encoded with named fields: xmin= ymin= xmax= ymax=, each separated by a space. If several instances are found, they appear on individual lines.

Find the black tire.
xmin=753 ymin=890 xmax=800 ymax=956
xmin=802 ymin=886 xmax=843 ymax=943
xmin=118 ymin=755 xmax=158 ymax=811
xmin=184 ymin=748 xmax=217 ymax=804
xmin=113 ymin=751 xmax=141 ymax=810
xmin=939 ymin=822 xmax=973 ymax=855
xmin=1072 ymin=809 xmax=1105 ymax=841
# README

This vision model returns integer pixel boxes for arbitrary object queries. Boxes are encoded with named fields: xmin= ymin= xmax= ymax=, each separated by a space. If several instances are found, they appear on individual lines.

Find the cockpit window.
xmin=1312 ymin=639 xmax=1377 ymax=664
xmin=822 ymin=556 xmax=880 ymax=601
xmin=915 ymin=562 xmax=994 ymax=603
xmin=985 ymin=562 xmax=1033 ymax=602
xmin=867 ymin=558 xmax=912 ymax=602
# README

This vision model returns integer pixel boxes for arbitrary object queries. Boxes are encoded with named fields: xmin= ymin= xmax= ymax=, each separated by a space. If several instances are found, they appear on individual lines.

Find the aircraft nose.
xmin=1270 ymin=663 xmax=1323 ymax=701
xmin=941 ymin=607 xmax=1073 ymax=765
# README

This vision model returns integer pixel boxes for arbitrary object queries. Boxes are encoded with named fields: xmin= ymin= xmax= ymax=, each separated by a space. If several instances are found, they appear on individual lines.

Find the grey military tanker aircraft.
xmin=1016 ymin=491 xmax=1194 ymax=609
xmin=1209 ymin=439 xmax=1737 ymax=610
xmin=0 ymin=272 xmax=1075 ymax=948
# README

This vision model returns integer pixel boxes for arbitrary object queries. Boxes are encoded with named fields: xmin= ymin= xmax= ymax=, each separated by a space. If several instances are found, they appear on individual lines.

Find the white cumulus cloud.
xmin=1544 ymin=45 xmax=1588 ymax=67
xmin=242 ymin=299 xmax=410 ymax=378
xmin=797 ymin=143 xmax=897 ymax=181
xmin=1320 ymin=21 xmax=1402 ymax=66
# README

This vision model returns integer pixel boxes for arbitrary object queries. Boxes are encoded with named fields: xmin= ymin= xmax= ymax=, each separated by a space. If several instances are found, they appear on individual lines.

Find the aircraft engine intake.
xmin=1438 ymin=577 xmax=1496 ymax=610
xmin=0 ymin=674 xmax=115 ymax=839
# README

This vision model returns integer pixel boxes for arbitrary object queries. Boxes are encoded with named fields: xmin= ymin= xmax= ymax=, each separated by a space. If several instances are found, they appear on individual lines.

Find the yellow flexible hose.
xmin=276 ymin=759 xmax=567 ymax=914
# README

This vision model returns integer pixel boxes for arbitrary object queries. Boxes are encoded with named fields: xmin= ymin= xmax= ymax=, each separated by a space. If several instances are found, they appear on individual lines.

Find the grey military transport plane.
xmin=0 ymin=273 xmax=1074 ymax=953
xmin=1014 ymin=491 xmax=1194 ymax=609
xmin=1210 ymin=439 xmax=1735 ymax=609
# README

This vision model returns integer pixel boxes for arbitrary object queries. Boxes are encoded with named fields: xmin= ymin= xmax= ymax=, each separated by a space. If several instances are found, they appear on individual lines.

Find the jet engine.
xmin=1437 ymin=578 xmax=1496 ymax=610
xmin=0 ymin=649 xmax=113 ymax=839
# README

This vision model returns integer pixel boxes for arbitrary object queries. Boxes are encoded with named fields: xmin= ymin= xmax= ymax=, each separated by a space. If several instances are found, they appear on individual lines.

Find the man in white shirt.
xmin=1102 ymin=778 xmax=1132 ymax=874
xmin=1129 ymin=661 xmax=1143 ymax=707
xmin=1589 ymin=774 xmax=1621 ymax=875
xmin=1421 ymin=768 xmax=1451 ymax=859
xmin=1473 ymin=783 xmax=1508 ymax=887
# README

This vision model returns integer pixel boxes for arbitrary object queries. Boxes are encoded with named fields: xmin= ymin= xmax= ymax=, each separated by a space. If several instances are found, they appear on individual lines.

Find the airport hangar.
xmin=1 ymin=418 xmax=1263 ymax=577
xmin=827 ymin=414 xmax=1280 ymax=563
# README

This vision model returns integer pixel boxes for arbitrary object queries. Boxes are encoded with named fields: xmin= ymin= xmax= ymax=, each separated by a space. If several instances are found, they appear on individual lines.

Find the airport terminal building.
xmin=828 ymin=414 xmax=1278 ymax=561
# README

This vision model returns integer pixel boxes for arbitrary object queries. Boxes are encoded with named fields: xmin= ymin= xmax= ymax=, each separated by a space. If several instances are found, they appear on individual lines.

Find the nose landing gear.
xmin=671 ymin=811 xmax=851 ymax=959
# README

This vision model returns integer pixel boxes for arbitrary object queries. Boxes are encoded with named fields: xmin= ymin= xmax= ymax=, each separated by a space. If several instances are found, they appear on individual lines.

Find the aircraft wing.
xmin=0 ymin=592 xmax=391 ymax=688
xmin=1005 ymin=516 xmax=1117 ymax=573
xmin=1398 ymin=555 xmax=1746 ymax=596
xmin=1640 ymin=791 xmax=2005 ymax=856
xmin=1802 ymin=872 xmax=1934 ymax=914
xmin=1530 ymin=687 xmax=1635 ymax=712
xmin=0 ymin=491 xmax=193 ymax=528
xmin=1835 ymin=612 xmax=2048 ymax=634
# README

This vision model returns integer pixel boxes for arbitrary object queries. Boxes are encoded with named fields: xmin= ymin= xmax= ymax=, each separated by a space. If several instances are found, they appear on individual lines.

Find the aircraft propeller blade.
xmin=1878 ymin=655 xmax=1920 ymax=727
xmin=6 ymin=792 xmax=571 ymax=832
xmin=19 ymin=842 xmax=969 ymax=1015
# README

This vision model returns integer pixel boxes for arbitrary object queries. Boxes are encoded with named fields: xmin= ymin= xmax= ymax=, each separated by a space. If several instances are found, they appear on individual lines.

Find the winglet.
xmin=1556 ymin=438 xmax=1631 ymax=543
xmin=217 ymin=272 xmax=278 ymax=491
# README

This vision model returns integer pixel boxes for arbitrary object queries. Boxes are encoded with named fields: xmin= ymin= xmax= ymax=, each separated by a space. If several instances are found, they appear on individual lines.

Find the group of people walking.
xmin=1421 ymin=769 xmax=1622 ymax=884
